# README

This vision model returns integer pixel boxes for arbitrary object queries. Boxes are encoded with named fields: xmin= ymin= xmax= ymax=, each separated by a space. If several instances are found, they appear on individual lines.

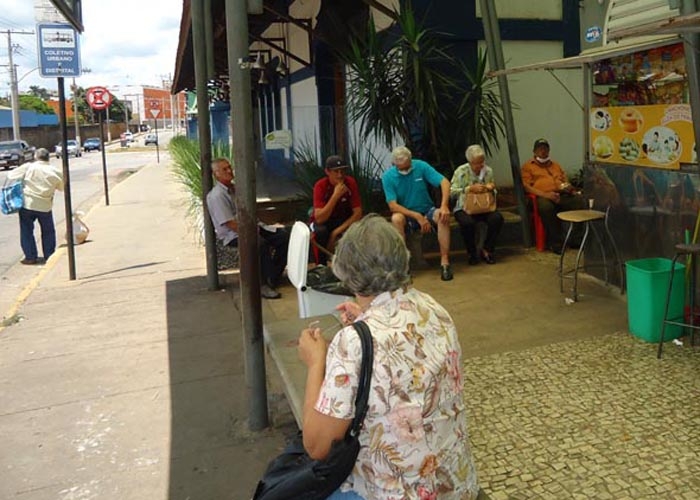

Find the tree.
xmin=18 ymin=94 xmax=55 ymax=114
xmin=28 ymin=86 xmax=51 ymax=100
xmin=340 ymin=5 xmax=506 ymax=175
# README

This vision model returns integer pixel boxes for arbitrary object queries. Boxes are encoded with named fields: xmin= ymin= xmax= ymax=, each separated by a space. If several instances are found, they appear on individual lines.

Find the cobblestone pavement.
xmin=465 ymin=332 xmax=700 ymax=499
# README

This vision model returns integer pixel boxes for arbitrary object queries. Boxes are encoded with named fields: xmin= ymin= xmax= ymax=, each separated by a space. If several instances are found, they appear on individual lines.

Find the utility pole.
xmin=7 ymin=38 xmax=19 ymax=140
xmin=4 ymin=30 xmax=33 ymax=140
xmin=71 ymin=68 xmax=91 ymax=144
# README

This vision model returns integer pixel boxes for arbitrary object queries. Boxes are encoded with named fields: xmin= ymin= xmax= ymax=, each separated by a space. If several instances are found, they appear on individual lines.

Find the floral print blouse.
xmin=315 ymin=287 xmax=479 ymax=500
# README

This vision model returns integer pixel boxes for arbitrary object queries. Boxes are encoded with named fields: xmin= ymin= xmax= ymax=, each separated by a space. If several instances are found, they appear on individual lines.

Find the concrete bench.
xmin=408 ymin=209 xmax=523 ymax=267
xmin=263 ymin=313 xmax=341 ymax=428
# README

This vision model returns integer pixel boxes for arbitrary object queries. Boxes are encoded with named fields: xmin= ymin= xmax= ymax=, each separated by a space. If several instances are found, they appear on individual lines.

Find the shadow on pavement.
xmin=165 ymin=275 xmax=296 ymax=499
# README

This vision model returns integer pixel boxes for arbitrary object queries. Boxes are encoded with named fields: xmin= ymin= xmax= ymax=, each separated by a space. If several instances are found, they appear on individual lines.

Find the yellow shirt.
xmin=8 ymin=160 xmax=64 ymax=212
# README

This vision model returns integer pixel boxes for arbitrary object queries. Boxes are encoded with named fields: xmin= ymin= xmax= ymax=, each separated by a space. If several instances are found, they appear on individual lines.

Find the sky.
xmin=0 ymin=0 xmax=184 ymax=96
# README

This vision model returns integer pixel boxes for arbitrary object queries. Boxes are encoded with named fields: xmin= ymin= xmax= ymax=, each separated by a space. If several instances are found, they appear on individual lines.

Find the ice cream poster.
xmin=590 ymin=104 xmax=695 ymax=170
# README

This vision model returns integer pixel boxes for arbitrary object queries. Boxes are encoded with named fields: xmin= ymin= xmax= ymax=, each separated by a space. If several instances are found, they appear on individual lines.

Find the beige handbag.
xmin=464 ymin=191 xmax=496 ymax=215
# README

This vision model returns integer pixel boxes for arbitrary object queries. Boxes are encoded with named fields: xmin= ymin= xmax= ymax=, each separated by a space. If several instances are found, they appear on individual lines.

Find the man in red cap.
xmin=311 ymin=155 xmax=363 ymax=264
xmin=521 ymin=138 xmax=585 ymax=253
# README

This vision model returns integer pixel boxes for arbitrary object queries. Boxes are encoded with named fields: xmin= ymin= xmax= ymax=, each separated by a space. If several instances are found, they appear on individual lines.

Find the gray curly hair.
xmin=332 ymin=214 xmax=411 ymax=296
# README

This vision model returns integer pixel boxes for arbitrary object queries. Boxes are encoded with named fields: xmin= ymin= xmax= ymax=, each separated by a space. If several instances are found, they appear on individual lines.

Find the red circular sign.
xmin=86 ymin=86 xmax=113 ymax=110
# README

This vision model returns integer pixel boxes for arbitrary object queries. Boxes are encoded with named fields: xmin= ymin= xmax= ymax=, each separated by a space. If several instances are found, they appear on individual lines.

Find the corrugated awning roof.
xmin=488 ymin=35 xmax=679 ymax=77
xmin=488 ymin=9 xmax=700 ymax=78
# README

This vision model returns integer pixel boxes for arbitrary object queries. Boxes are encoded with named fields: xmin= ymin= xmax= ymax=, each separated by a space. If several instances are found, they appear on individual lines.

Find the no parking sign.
xmin=86 ymin=86 xmax=112 ymax=110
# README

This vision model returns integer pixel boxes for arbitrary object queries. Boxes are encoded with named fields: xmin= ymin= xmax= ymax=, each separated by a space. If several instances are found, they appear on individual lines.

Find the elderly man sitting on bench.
xmin=381 ymin=146 xmax=453 ymax=281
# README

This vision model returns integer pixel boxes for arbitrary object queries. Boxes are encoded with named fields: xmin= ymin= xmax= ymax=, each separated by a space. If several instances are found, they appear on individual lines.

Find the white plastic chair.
xmin=287 ymin=221 xmax=353 ymax=318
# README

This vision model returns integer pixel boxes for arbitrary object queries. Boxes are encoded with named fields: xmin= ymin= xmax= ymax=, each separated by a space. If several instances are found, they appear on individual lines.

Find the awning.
xmin=488 ymin=35 xmax=679 ymax=77
xmin=607 ymin=10 xmax=700 ymax=42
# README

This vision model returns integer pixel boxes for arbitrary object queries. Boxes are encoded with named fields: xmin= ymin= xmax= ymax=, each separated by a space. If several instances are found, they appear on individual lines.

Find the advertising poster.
xmin=590 ymin=104 xmax=695 ymax=170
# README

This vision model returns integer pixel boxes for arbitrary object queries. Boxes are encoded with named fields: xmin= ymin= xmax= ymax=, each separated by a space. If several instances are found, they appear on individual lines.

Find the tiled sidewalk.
xmin=466 ymin=333 xmax=700 ymax=499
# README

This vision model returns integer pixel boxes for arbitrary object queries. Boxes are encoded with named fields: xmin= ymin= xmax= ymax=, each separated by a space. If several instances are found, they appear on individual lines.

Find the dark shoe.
xmin=261 ymin=284 xmax=281 ymax=299
xmin=468 ymin=255 xmax=479 ymax=266
xmin=20 ymin=259 xmax=38 ymax=265
xmin=481 ymin=250 xmax=495 ymax=265
xmin=440 ymin=264 xmax=453 ymax=281
xmin=548 ymin=245 xmax=563 ymax=255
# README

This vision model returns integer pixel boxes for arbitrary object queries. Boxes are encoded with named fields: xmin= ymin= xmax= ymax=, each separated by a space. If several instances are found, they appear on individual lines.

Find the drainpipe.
xmin=479 ymin=0 xmax=533 ymax=246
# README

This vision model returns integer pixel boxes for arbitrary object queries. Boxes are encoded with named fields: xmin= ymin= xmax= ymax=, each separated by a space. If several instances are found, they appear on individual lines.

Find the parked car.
xmin=0 ymin=140 xmax=35 ymax=169
xmin=55 ymin=139 xmax=82 ymax=158
xmin=123 ymin=131 xmax=134 ymax=143
xmin=83 ymin=137 xmax=102 ymax=152
xmin=144 ymin=133 xmax=158 ymax=146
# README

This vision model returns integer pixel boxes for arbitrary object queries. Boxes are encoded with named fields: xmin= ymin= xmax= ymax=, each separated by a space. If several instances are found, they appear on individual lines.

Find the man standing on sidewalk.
xmin=206 ymin=157 xmax=288 ymax=299
xmin=8 ymin=148 xmax=63 ymax=265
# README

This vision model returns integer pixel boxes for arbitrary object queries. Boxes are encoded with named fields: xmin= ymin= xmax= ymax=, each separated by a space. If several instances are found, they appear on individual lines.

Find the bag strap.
xmin=349 ymin=320 xmax=373 ymax=436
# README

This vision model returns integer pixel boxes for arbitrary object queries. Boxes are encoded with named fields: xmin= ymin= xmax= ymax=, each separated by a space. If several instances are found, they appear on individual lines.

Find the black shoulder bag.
xmin=252 ymin=321 xmax=374 ymax=500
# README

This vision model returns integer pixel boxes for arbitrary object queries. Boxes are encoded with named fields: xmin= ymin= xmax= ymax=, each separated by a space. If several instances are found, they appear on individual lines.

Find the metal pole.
xmin=153 ymin=115 xmax=160 ymax=164
xmin=7 ymin=31 xmax=20 ymax=140
xmin=204 ymin=0 xmax=215 ymax=80
xmin=99 ymin=110 xmax=110 ymax=205
xmin=58 ymin=77 xmax=76 ymax=280
xmin=106 ymin=105 xmax=112 ymax=142
xmin=226 ymin=0 xmax=270 ymax=431
xmin=479 ymin=0 xmax=532 ymax=247
xmin=72 ymin=78 xmax=80 ymax=144
xmin=191 ymin=0 xmax=219 ymax=290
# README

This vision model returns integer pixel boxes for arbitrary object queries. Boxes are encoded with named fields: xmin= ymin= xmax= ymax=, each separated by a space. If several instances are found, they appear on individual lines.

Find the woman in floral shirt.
xmin=298 ymin=215 xmax=480 ymax=499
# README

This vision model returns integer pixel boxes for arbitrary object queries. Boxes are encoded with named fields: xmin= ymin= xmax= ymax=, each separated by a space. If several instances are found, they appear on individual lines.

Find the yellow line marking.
xmin=0 ymin=245 xmax=65 ymax=333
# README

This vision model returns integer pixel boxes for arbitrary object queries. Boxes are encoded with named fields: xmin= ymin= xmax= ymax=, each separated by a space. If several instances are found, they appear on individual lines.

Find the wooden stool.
xmin=557 ymin=208 xmax=624 ymax=302
xmin=657 ymin=243 xmax=700 ymax=358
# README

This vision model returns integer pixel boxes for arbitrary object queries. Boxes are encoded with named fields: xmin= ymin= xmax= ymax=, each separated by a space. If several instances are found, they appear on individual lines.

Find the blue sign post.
xmin=37 ymin=23 xmax=81 ymax=77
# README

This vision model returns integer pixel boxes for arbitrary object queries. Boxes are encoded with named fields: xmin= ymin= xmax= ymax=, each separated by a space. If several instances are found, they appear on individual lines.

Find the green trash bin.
xmin=625 ymin=258 xmax=686 ymax=343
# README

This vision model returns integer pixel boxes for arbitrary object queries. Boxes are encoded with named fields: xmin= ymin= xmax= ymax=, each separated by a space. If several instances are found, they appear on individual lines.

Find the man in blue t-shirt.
xmin=382 ymin=146 xmax=453 ymax=281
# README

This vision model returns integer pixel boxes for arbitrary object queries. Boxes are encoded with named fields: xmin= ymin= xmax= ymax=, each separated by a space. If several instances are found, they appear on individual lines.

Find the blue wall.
xmin=0 ymin=109 xmax=58 ymax=128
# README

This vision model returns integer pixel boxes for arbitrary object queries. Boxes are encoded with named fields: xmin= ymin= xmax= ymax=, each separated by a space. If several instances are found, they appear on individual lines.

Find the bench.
xmin=407 ymin=208 xmax=524 ymax=266
xmin=263 ymin=313 xmax=341 ymax=428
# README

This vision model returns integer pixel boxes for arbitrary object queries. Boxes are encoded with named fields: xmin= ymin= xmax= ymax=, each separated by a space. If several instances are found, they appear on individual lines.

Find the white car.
xmin=55 ymin=139 xmax=82 ymax=158
xmin=123 ymin=131 xmax=134 ymax=143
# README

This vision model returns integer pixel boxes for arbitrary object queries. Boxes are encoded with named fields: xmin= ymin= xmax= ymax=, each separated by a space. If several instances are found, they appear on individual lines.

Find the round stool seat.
xmin=557 ymin=209 xmax=605 ymax=223
xmin=674 ymin=243 xmax=700 ymax=254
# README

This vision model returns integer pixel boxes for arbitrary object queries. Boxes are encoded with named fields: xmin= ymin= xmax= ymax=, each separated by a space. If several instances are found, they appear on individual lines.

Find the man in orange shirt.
xmin=521 ymin=138 xmax=585 ymax=253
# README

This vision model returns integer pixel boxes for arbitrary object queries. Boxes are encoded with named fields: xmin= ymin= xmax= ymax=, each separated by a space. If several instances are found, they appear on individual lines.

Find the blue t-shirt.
xmin=382 ymin=159 xmax=445 ymax=214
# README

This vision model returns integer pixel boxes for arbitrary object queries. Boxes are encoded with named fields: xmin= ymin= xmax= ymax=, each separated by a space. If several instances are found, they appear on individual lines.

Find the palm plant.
xmin=169 ymin=136 xmax=231 ymax=240
xmin=341 ymin=4 xmax=506 ymax=176
xmin=458 ymin=48 xmax=507 ymax=159
xmin=293 ymin=135 xmax=387 ymax=217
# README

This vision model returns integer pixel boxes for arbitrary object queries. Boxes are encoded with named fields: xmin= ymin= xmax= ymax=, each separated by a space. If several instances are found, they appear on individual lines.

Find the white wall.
xmin=476 ymin=0 xmax=562 ymax=20
xmin=289 ymin=77 xmax=321 ymax=154
xmin=480 ymin=40 xmax=585 ymax=187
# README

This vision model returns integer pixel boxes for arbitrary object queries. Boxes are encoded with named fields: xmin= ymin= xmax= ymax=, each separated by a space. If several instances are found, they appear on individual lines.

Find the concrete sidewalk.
xmin=0 ymin=160 xmax=294 ymax=500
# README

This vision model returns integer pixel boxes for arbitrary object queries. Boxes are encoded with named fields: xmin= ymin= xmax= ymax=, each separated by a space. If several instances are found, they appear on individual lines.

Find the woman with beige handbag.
xmin=450 ymin=144 xmax=504 ymax=265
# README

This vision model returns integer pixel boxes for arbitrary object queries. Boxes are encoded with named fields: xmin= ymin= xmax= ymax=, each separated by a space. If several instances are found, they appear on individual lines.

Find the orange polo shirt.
xmin=521 ymin=158 xmax=568 ymax=194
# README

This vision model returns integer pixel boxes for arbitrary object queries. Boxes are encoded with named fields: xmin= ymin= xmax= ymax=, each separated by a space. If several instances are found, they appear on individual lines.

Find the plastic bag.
xmin=67 ymin=211 xmax=90 ymax=244
xmin=306 ymin=265 xmax=353 ymax=296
